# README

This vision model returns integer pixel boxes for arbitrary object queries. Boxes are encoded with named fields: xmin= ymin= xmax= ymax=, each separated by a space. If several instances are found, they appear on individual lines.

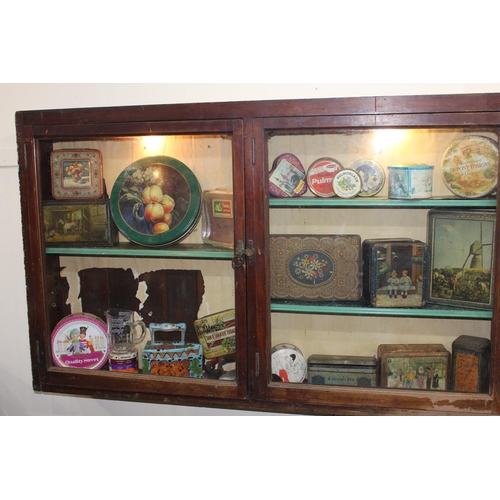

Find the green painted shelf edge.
xmin=269 ymin=196 xmax=497 ymax=208
xmin=46 ymin=243 xmax=234 ymax=260
xmin=271 ymin=300 xmax=492 ymax=319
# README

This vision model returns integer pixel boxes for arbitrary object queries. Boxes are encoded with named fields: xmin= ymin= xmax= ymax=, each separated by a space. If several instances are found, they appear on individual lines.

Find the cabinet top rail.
xmin=15 ymin=93 xmax=500 ymax=126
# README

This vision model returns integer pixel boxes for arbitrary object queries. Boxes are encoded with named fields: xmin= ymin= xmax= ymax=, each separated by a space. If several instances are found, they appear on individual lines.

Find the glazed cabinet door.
xmin=251 ymin=106 xmax=500 ymax=415
xmin=16 ymin=110 xmax=250 ymax=407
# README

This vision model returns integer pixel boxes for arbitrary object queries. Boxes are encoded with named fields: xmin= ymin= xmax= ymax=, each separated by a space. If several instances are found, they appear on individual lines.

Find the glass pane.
xmin=268 ymin=128 xmax=495 ymax=393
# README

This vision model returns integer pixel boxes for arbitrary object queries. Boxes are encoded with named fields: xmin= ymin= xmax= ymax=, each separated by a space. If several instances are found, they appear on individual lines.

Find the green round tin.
xmin=111 ymin=156 xmax=202 ymax=247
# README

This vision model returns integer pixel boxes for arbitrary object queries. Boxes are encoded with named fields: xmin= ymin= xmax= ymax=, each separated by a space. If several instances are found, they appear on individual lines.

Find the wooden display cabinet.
xmin=16 ymin=93 xmax=500 ymax=415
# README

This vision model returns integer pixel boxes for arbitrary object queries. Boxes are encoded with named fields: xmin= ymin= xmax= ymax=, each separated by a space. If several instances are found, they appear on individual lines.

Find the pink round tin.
xmin=307 ymin=157 xmax=344 ymax=197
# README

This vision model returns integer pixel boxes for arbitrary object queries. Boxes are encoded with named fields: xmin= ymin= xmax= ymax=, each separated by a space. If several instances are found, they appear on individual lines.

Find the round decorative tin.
xmin=111 ymin=156 xmax=202 ymax=247
xmin=271 ymin=343 xmax=307 ymax=383
xmin=269 ymin=153 xmax=307 ymax=198
xmin=441 ymin=135 xmax=498 ymax=198
xmin=332 ymin=169 xmax=362 ymax=198
xmin=387 ymin=164 xmax=434 ymax=199
xmin=51 ymin=313 xmax=109 ymax=370
xmin=307 ymin=157 xmax=344 ymax=197
xmin=350 ymin=159 xmax=385 ymax=197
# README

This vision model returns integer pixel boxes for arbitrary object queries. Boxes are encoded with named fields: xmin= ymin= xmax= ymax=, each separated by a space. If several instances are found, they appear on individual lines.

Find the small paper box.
xmin=141 ymin=322 xmax=203 ymax=378
xmin=378 ymin=344 xmax=450 ymax=391
xmin=362 ymin=238 xmax=427 ymax=308
xmin=270 ymin=234 xmax=362 ymax=301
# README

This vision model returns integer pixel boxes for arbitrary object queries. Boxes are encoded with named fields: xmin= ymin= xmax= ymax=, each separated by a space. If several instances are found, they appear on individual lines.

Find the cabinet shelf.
xmin=271 ymin=299 xmax=492 ymax=319
xmin=269 ymin=196 xmax=497 ymax=209
xmin=45 ymin=243 xmax=234 ymax=260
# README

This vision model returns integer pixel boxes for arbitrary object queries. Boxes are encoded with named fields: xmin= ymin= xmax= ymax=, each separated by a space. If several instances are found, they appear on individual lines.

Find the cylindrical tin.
xmin=350 ymin=159 xmax=385 ymax=197
xmin=271 ymin=343 xmax=307 ymax=383
xmin=332 ymin=169 xmax=362 ymax=198
xmin=307 ymin=157 xmax=343 ymax=197
xmin=387 ymin=164 xmax=434 ymax=199
xmin=109 ymin=350 xmax=139 ymax=373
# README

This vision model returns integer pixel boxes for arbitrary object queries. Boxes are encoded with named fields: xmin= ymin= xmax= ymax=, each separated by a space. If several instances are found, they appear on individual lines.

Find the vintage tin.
xmin=270 ymin=234 xmax=362 ymax=301
xmin=388 ymin=164 xmax=434 ymax=199
xmin=308 ymin=355 xmax=378 ymax=387
xmin=271 ymin=343 xmax=307 ymax=383
xmin=142 ymin=322 xmax=204 ymax=377
xmin=307 ymin=157 xmax=343 ymax=197
xmin=378 ymin=344 xmax=450 ymax=391
xmin=332 ymin=169 xmax=362 ymax=198
xmin=362 ymin=238 xmax=427 ymax=308
xmin=441 ymin=135 xmax=498 ymax=198
xmin=450 ymin=335 xmax=491 ymax=393
xmin=350 ymin=159 xmax=385 ymax=197
xmin=269 ymin=153 xmax=307 ymax=198
xmin=201 ymin=189 xmax=234 ymax=249
xmin=193 ymin=309 xmax=236 ymax=359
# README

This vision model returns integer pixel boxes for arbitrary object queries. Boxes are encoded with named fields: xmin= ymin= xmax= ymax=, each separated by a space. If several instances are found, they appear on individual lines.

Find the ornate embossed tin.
xmin=50 ymin=149 xmax=104 ymax=200
xmin=270 ymin=234 xmax=362 ymax=301
xmin=450 ymin=335 xmax=491 ymax=393
xmin=378 ymin=344 xmax=450 ymax=391
xmin=308 ymin=355 xmax=378 ymax=387
xmin=363 ymin=238 xmax=427 ymax=308
xmin=271 ymin=343 xmax=307 ymax=383
xmin=269 ymin=153 xmax=307 ymax=198
xmin=307 ymin=157 xmax=343 ymax=197
xmin=441 ymin=135 xmax=498 ymax=198
xmin=388 ymin=164 xmax=434 ymax=199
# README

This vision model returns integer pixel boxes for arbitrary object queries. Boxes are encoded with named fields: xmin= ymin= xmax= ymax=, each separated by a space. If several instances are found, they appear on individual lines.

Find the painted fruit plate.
xmin=51 ymin=313 xmax=109 ymax=370
xmin=111 ymin=156 xmax=202 ymax=246
xmin=441 ymin=135 xmax=498 ymax=198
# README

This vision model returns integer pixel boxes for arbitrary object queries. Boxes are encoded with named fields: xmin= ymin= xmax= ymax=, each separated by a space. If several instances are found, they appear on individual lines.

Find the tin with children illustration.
xmin=363 ymin=238 xmax=427 ymax=308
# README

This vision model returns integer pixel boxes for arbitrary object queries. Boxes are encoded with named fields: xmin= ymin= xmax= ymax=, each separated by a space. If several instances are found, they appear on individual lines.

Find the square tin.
xmin=378 ymin=344 xmax=450 ymax=391
xmin=308 ymin=355 xmax=378 ymax=387
xmin=141 ymin=322 xmax=204 ymax=378
xmin=201 ymin=189 xmax=234 ymax=249
xmin=270 ymin=234 xmax=362 ymax=301
xmin=363 ymin=238 xmax=427 ymax=308
xmin=450 ymin=335 xmax=491 ymax=393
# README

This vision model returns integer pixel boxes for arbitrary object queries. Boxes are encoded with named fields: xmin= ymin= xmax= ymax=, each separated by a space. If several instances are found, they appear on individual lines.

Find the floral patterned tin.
xmin=271 ymin=343 xmax=307 ymax=383
xmin=270 ymin=234 xmax=362 ymax=301
xmin=441 ymin=135 xmax=498 ymax=198
xmin=307 ymin=157 xmax=344 ymax=197
xmin=332 ymin=169 xmax=362 ymax=198
xmin=388 ymin=164 xmax=434 ymax=199
xmin=269 ymin=153 xmax=307 ymax=198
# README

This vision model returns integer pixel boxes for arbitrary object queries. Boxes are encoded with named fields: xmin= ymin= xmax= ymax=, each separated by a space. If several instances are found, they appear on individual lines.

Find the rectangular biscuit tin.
xmin=270 ymin=234 xmax=362 ymax=301
xmin=378 ymin=344 xmax=450 ymax=391
xmin=193 ymin=309 xmax=236 ymax=359
xmin=141 ymin=322 xmax=203 ymax=378
xmin=363 ymin=238 xmax=427 ymax=308
xmin=308 ymin=355 xmax=378 ymax=387
xmin=450 ymin=335 xmax=491 ymax=393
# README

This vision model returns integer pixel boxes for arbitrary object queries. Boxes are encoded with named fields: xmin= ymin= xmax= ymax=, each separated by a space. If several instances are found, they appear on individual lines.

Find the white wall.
xmin=2 ymin=83 xmax=500 ymax=416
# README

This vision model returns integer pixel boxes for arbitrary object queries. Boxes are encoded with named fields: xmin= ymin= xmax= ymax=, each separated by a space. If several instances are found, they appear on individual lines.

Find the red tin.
xmin=307 ymin=157 xmax=343 ymax=197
